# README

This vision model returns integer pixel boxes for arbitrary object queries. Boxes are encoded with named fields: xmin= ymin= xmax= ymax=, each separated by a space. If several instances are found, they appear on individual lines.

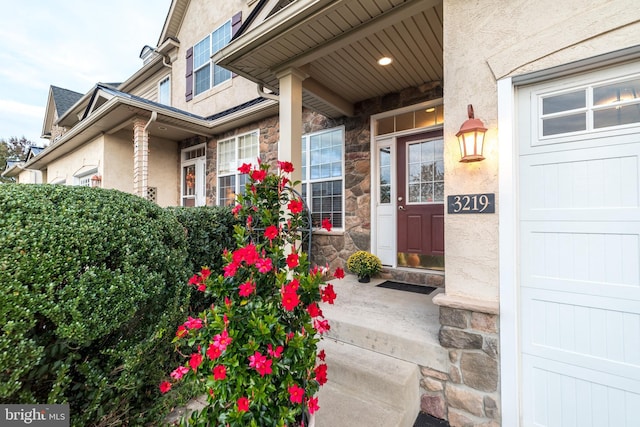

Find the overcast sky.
xmin=0 ymin=0 xmax=173 ymax=146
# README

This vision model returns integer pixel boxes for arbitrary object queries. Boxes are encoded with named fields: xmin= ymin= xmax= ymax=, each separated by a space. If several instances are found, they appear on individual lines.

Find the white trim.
xmin=498 ymin=76 xmax=520 ymax=427
xmin=181 ymin=143 xmax=207 ymax=207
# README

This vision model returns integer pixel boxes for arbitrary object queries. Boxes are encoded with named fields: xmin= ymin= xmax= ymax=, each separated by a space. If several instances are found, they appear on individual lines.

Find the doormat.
xmin=376 ymin=281 xmax=436 ymax=295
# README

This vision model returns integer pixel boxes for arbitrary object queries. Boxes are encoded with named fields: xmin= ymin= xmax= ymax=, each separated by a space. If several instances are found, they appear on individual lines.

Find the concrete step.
xmin=315 ymin=339 xmax=420 ymax=427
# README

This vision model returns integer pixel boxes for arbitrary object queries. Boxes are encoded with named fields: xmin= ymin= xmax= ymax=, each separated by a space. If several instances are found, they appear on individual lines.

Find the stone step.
xmin=315 ymin=339 xmax=420 ymax=427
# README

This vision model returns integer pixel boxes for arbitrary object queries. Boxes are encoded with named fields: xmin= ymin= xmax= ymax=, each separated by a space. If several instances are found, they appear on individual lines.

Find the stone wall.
xmin=420 ymin=307 xmax=500 ymax=427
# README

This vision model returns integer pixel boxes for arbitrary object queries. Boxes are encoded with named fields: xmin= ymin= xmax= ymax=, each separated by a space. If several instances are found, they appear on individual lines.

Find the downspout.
xmin=258 ymin=84 xmax=279 ymax=101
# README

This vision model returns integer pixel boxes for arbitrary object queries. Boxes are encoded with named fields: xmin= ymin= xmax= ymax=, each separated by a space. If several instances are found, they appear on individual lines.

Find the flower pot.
xmin=358 ymin=275 xmax=370 ymax=283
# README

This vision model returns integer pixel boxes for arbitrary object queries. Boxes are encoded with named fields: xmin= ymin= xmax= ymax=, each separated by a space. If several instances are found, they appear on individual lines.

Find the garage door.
xmin=518 ymin=61 xmax=640 ymax=426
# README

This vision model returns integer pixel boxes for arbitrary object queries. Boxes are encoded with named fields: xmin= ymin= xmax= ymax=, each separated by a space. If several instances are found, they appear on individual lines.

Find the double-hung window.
xmin=217 ymin=130 xmax=259 ymax=206
xmin=301 ymin=127 xmax=344 ymax=230
xmin=158 ymin=76 xmax=170 ymax=105
xmin=193 ymin=20 xmax=232 ymax=97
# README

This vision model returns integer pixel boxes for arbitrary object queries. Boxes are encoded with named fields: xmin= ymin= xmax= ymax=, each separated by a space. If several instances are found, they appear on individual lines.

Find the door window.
xmin=407 ymin=139 xmax=444 ymax=204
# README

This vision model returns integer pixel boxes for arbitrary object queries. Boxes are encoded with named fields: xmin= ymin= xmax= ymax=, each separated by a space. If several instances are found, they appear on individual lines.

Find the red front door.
xmin=396 ymin=131 xmax=445 ymax=270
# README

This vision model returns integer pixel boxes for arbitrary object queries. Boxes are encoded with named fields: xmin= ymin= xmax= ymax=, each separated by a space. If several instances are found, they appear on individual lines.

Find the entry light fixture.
xmin=377 ymin=57 xmax=392 ymax=66
xmin=456 ymin=104 xmax=487 ymax=163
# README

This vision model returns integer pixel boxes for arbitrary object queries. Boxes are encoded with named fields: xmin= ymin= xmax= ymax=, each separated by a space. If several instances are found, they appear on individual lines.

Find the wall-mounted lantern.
xmin=456 ymin=104 xmax=487 ymax=163
xmin=90 ymin=174 xmax=102 ymax=187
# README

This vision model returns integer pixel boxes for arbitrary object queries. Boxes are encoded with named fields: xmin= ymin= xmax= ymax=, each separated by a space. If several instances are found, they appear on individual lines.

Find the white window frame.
xmin=301 ymin=126 xmax=345 ymax=230
xmin=193 ymin=20 xmax=232 ymax=97
xmin=216 ymin=130 xmax=259 ymax=206
xmin=158 ymin=75 xmax=171 ymax=105
xmin=181 ymin=143 xmax=206 ymax=207
xmin=74 ymin=168 xmax=97 ymax=187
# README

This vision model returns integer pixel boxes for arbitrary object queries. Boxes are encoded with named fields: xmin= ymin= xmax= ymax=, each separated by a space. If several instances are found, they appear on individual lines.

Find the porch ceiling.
xmin=216 ymin=0 xmax=443 ymax=118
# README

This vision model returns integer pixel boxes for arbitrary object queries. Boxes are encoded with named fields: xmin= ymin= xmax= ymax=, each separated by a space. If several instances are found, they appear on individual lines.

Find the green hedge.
xmin=0 ymin=184 xmax=191 ymax=426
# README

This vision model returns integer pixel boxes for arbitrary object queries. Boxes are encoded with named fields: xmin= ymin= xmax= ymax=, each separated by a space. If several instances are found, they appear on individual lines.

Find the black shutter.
xmin=185 ymin=47 xmax=193 ymax=101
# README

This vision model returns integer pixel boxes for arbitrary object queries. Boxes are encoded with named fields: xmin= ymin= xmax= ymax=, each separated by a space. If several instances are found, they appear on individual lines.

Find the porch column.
xmin=276 ymin=68 xmax=306 ymax=185
xmin=132 ymin=118 xmax=149 ymax=199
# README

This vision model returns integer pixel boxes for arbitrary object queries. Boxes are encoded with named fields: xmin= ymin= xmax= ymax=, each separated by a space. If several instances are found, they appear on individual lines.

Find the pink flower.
xmin=321 ymin=284 xmax=337 ymax=304
xmin=159 ymin=381 xmax=172 ymax=394
xmin=286 ymin=252 xmax=299 ymax=269
xmin=237 ymin=396 xmax=250 ymax=412
xmin=238 ymin=163 xmax=252 ymax=174
xmin=248 ymin=351 xmax=273 ymax=377
xmin=264 ymin=225 xmax=278 ymax=241
xmin=170 ymin=366 xmax=189 ymax=380
xmin=278 ymin=161 xmax=294 ymax=173
xmin=256 ymin=257 xmax=273 ymax=273
xmin=281 ymin=290 xmax=300 ymax=311
xmin=307 ymin=396 xmax=320 ymax=414
xmin=267 ymin=344 xmax=283 ymax=359
xmin=314 ymin=318 xmax=330 ymax=334
xmin=315 ymin=363 xmax=328 ymax=385
xmin=213 ymin=330 xmax=232 ymax=351
xmin=288 ymin=199 xmax=303 ymax=214
xmin=189 ymin=351 xmax=203 ymax=372
xmin=251 ymin=169 xmax=267 ymax=182
xmin=223 ymin=261 xmax=239 ymax=277
xmin=322 ymin=218 xmax=332 ymax=232
xmin=307 ymin=302 xmax=323 ymax=318
xmin=213 ymin=365 xmax=226 ymax=380
xmin=238 ymin=280 xmax=256 ymax=297
xmin=184 ymin=316 xmax=203 ymax=330
xmin=334 ymin=267 xmax=345 ymax=279
xmin=288 ymin=384 xmax=305 ymax=404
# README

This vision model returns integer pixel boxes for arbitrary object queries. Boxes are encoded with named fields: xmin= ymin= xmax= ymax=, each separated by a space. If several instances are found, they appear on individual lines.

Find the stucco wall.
xmin=169 ymin=0 xmax=261 ymax=116
xmin=148 ymin=135 xmax=180 ymax=207
xmin=103 ymin=131 xmax=133 ymax=193
xmin=45 ymin=136 xmax=105 ymax=184
xmin=442 ymin=0 xmax=640 ymax=304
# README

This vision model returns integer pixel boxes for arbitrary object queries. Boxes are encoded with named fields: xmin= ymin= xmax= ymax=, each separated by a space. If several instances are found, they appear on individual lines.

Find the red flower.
xmin=264 ymin=225 xmax=278 ymax=241
xmin=247 ymin=215 xmax=253 ymax=227
xmin=288 ymin=384 xmax=305 ymax=404
xmin=238 ymin=280 xmax=256 ymax=297
xmin=287 ymin=278 xmax=300 ymax=291
xmin=318 ymin=349 xmax=326 ymax=361
xmin=189 ymin=352 xmax=203 ymax=372
xmin=267 ymin=344 xmax=283 ymax=359
xmin=170 ymin=366 xmax=189 ymax=380
xmin=206 ymin=343 xmax=222 ymax=360
xmin=188 ymin=274 xmax=200 ymax=286
xmin=278 ymin=161 xmax=295 ymax=173
xmin=159 ymin=381 xmax=172 ymax=394
xmin=314 ymin=318 xmax=330 ymax=334
xmin=321 ymin=218 xmax=332 ymax=232
xmin=281 ymin=290 xmax=300 ymax=311
xmin=256 ymin=257 xmax=273 ymax=273
xmin=307 ymin=396 xmax=320 ymax=414
xmin=321 ymin=284 xmax=337 ymax=304
xmin=237 ymin=396 xmax=250 ymax=412
xmin=184 ymin=316 xmax=203 ymax=330
xmin=213 ymin=365 xmax=226 ymax=380
xmin=315 ymin=363 xmax=328 ymax=385
xmin=251 ymin=169 xmax=267 ymax=182
xmin=224 ymin=262 xmax=238 ymax=278
xmin=307 ymin=302 xmax=323 ymax=318
xmin=232 ymin=203 xmax=242 ymax=215
xmin=238 ymin=163 xmax=252 ymax=174
xmin=334 ymin=267 xmax=345 ymax=279
xmin=286 ymin=252 xmax=299 ymax=269
xmin=200 ymin=267 xmax=211 ymax=280
xmin=288 ymin=199 xmax=303 ymax=214
xmin=175 ymin=325 xmax=188 ymax=339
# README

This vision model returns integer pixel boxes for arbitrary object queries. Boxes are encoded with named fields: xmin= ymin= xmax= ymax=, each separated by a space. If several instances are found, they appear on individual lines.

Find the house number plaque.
xmin=447 ymin=193 xmax=495 ymax=214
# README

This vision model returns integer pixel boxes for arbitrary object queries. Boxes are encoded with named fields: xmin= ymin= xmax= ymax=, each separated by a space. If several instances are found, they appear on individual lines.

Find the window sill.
xmin=312 ymin=229 xmax=344 ymax=236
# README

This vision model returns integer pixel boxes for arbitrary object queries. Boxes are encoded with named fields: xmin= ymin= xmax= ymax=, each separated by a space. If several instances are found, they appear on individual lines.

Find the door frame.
xmin=498 ymin=46 xmax=640 ymax=427
xmin=370 ymin=99 xmax=444 ymax=268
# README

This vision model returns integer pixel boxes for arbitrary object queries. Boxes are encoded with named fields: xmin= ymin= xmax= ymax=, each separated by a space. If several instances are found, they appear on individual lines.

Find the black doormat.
xmin=376 ymin=281 xmax=436 ymax=295
xmin=413 ymin=412 xmax=450 ymax=427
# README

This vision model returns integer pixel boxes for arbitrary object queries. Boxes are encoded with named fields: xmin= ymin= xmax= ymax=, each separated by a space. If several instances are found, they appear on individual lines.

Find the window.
xmin=75 ymin=168 xmax=97 ymax=187
xmin=407 ymin=138 xmax=444 ymax=203
xmin=158 ymin=76 xmax=170 ymax=105
xmin=193 ymin=20 xmax=232 ymax=97
xmin=539 ymin=75 xmax=640 ymax=137
xmin=181 ymin=144 xmax=206 ymax=207
xmin=217 ymin=131 xmax=259 ymax=206
xmin=301 ymin=127 xmax=344 ymax=229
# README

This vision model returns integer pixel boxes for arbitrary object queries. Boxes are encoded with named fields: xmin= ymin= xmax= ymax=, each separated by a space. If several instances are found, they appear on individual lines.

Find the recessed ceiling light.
xmin=377 ymin=57 xmax=392 ymax=66
xmin=158 ymin=126 xmax=167 ymax=131
xmin=425 ymin=107 xmax=436 ymax=113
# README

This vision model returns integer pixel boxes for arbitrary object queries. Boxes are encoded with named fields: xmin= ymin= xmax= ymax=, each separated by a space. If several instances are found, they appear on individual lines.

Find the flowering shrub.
xmin=161 ymin=160 xmax=344 ymax=426
xmin=346 ymin=250 xmax=382 ymax=278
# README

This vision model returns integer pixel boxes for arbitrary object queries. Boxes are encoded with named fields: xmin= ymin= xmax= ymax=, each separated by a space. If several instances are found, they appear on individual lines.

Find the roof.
xmin=50 ymin=86 xmax=83 ymax=117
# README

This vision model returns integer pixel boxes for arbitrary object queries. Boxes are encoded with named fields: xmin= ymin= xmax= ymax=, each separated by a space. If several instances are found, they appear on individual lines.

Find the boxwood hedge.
xmin=0 ymin=184 xmax=191 ymax=426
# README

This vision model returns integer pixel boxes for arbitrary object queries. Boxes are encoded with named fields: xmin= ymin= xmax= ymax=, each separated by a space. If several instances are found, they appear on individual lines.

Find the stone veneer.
xmin=420 ymin=307 xmax=501 ymax=427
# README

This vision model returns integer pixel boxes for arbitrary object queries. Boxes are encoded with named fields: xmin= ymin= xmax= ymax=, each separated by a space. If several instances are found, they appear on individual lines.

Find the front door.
xmin=396 ymin=131 xmax=445 ymax=269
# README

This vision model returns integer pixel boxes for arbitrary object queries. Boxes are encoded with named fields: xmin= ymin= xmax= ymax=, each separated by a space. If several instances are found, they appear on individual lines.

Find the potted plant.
xmin=159 ymin=160 xmax=343 ymax=427
xmin=347 ymin=251 xmax=382 ymax=283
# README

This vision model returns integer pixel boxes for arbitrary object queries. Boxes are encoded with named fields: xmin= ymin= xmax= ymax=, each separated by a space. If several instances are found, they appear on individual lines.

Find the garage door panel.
xmin=521 ymin=222 xmax=640 ymax=296
xmin=522 ymin=354 xmax=640 ymax=427
xmin=520 ymin=143 xmax=640 ymax=221
xmin=522 ymin=288 xmax=640 ymax=378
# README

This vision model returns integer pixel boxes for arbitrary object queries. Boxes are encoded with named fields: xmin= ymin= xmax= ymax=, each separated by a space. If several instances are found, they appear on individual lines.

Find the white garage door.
xmin=518 ymin=61 xmax=640 ymax=426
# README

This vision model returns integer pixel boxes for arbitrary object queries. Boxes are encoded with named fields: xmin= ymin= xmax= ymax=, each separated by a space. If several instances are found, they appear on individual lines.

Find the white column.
xmin=276 ymin=68 xmax=306 ymax=186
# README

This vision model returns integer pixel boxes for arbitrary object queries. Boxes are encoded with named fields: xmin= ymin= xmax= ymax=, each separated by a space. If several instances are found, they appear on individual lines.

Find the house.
xmin=17 ymin=0 xmax=640 ymax=425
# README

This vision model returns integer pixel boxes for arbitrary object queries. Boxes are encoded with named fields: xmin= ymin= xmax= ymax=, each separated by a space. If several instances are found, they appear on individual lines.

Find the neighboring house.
xmin=2 ymin=145 xmax=45 ymax=183
xmin=17 ymin=0 xmax=640 ymax=426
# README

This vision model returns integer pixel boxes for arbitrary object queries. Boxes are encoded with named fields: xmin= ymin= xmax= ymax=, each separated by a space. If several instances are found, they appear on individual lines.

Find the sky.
xmin=0 ymin=0 xmax=173 ymax=146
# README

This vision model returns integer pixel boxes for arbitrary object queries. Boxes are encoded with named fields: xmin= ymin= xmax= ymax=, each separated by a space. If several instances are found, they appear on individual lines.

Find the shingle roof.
xmin=51 ymin=86 xmax=83 ymax=117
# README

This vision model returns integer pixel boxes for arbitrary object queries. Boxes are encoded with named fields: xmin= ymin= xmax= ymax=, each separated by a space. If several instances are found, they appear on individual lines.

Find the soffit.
xmin=218 ymin=0 xmax=443 ymax=117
